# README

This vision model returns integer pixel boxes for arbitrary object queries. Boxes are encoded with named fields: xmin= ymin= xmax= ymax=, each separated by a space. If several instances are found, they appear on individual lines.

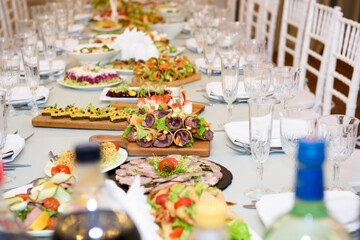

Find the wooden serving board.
xmin=89 ymin=135 xmax=210 ymax=157
xmin=129 ymin=73 xmax=202 ymax=87
xmin=32 ymin=102 xmax=205 ymax=131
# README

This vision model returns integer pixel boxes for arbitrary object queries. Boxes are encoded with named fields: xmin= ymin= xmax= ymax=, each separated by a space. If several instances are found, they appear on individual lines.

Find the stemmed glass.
xmin=318 ymin=115 xmax=359 ymax=190
xmin=20 ymin=35 xmax=41 ymax=116
xmin=272 ymin=67 xmax=301 ymax=109
xmin=245 ymin=97 xmax=278 ymax=199
xmin=202 ymin=27 xmax=217 ymax=81
xmin=55 ymin=8 xmax=68 ymax=46
xmin=15 ymin=19 xmax=37 ymax=34
xmin=243 ymin=39 xmax=267 ymax=64
xmin=39 ymin=17 xmax=57 ymax=83
xmin=280 ymin=109 xmax=320 ymax=191
xmin=243 ymin=62 xmax=273 ymax=98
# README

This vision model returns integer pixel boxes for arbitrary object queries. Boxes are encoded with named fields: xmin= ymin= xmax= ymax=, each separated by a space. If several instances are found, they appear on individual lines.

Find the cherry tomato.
xmin=174 ymin=197 xmax=192 ymax=209
xmin=44 ymin=197 xmax=60 ymax=211
xmin=47 ymin=217 xmax=58 ymax=230
xmin=15 ymin=193 xmax=28 ymax=201
xmin=169 ymin=228 xmax=184 ymax=238
xmin=113 ymin=143 xmax=120 ymax=151
xmin=155 ymin=194 xmax=168 ymax=207
xmin=51 ymin=166 xmax=60 ymax=176
xmin=158 ymin=158 xmax=178 ymax=173
xmin=56 ymin=165 xmax=70 ymax=175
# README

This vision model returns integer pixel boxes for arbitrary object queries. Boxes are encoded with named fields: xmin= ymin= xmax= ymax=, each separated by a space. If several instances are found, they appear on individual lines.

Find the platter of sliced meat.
xmin=107 ymin=154 xmax=233 ymax=193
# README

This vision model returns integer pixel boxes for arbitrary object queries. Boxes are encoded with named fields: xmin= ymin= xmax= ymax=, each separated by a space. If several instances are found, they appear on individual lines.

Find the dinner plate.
xmin=90 ymin=26 xmax=122 ymax=32
xmin=195 ymin=57 xmax=221 ymax=74
xmin=167 ymin=46 xmax=185 ymax=57
xmin=44 ymin=148 xmax=128 ymax=177
xmin=4 ymin=184 xmax=54 ymax=238
xmin=57 ymin=78 xmax=121 ymax=90
xmin=99 ymin=87 xmax=180 ymax=102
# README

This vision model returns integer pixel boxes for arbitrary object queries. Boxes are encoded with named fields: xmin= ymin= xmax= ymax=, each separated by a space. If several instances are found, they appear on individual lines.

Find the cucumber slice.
xmin=5 ymin=196 xmax=24 ymax=206
xmin=53 ymin=187 xmax=72 ymax=205
xmin=28 ymin=191 xmax=40 ymax=202
xmin=37 ymin=186 xmax=58 ymax=201
xmin=50 ymin=173 xmax=73 ymax=184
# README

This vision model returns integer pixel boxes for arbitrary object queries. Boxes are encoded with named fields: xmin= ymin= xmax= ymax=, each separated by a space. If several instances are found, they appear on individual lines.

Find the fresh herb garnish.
xmin=148 ymin=156 xmax=197 ymax=177
xmin=14 ymin=206 xmax=32 ymax=221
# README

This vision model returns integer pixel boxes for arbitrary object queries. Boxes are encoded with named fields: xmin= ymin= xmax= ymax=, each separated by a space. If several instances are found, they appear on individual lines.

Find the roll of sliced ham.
xmin=173 ymin=129 xmax=193 ymax=147
xmin=153 ymin=129 xmax=174 ymax=148
xmin=165 ymin=114 xmax=183 ymax=131
xmin=140 ymin=112 xmax=156 ymax=128
xmin=125 ymin=125 xmax=137 ymax=142
xmin=136 ymin=128 xmax=156 ymax=148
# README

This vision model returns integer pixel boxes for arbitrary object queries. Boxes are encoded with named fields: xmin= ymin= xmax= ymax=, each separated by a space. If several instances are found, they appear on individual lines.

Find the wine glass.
xmin=55 ymin=8 xmax=68 ymax=46
xmin=318 ymin=115 xmax=359 ymax=190
xmin=20 ymin=34 xmax=41 ymax=116
xmin=280 ymin=109 xmax=320 ymax=191
xmin=245 ymin=97 xmax=278 ymax=200
xmin=243 ymin=62 xmax=273 ymax=98
xmin=202 ymin=27 xmax=217 ymax=81
xmin=243 ymin=39 xmax=267 ymax=64
xmin=39 ymin=17 xmax=57 ymax=83
xmin=15 ymin=19 xmax=37 ymax=34
xmin=272 ymin=67 xmax=301 ymax=109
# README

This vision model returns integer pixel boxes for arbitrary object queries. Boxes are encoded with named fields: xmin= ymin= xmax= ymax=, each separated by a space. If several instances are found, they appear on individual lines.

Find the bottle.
xmin=0 ymin=163 xmax=34 ymax=240
xmin=193 ymin=200 xmax=229 ymax=240
xmin=264 ymin=138 xmax=350 ymax=240
xmin=52 ymin=144 xmax=141 ymax=240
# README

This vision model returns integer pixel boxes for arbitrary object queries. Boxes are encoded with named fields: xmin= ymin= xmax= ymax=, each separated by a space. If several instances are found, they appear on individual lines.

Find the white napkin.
xmin=185 ymin=38 xmax=201 ymax=50
xmin=224 ymin=120 xmax=281 ymax=147
xmin=20 ymin=60 xmax=66 ymax=75
xmin=195 ymin=57 xmax=221 ymax=73
xmin=256 ymin=191 xmax=360 ymax=232
xmin=9 ymin=86 xmax=49 ymax=105
xmin=2 ymin=134 xmax=25 ymax=163
xmin=68 ymin=24 xmax=85 ymax=33
xmin=115 ymin=28 xmax=159 ymax=61
xmin=106 ymin=178 xmax=161 ymax=240
xmin=206 ymin=81 xmax=248 ymax=99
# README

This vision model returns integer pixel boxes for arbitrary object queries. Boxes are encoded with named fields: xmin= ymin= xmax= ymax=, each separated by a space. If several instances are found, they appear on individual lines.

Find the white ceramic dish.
xmin=150 ymin=22 xmax=184 ymax=39
xmin=67 ymin=43 xmax=121 ymax=65
xmin=157 ymin=8 xmax=185 ymax=22
xmin=90 ymin=34 xmax=121 ymax=44
xmin=57 ymin=78 xmax=121 ymax=90
xmin=167 ymin=46 xmax=185 ymax=57
xmin=44 ymin=148 xmax=128 ymax=177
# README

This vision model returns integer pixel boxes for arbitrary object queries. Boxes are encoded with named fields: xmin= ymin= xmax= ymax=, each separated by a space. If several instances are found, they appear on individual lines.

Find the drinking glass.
xmin=39 ymin=18 xmax=57 ymax=83
xmin=318 ymin=115 xmax=359 ymax=190
xmin=243 ymin=39 xmax=267 ymax=64
xmin=220 ymin=52 xmax=240 ymax=126
xmin=202 ymin=27 xmax=217 ymax=81
xmin=243 ymin=62 xmax=273 ymax=98
xmin=194 ymin=26 xmax=204 ymax=54
xmin=246 ymin=97 xmax=278 ymax=199
xmin=280 ymin=109 xmax=320 ymax=191
xmin=0 ymin=54 xmax=20 ymax=117
xmin=55 ymin=8 xmax=68 ymax=45
xmin=30 ymin=5 xmax=46 ymax=19
xmin=20 ymin=35 xmax=41 ymax=116
xmin=272 ymin=67 xmax=301 ymax=109
xmin=15 ymin=19 xmax=37 ymax=34
xmin=65 ymin=0 xmax=75 ymax=27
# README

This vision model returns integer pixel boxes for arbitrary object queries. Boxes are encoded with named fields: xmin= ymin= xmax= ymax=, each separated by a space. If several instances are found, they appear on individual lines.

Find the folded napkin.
xmin=115 ymin=28 xmax=159 ymax=61
xmin=206 ymin=81 xmax=248 ymax=99
xmin=224 ymin=120 xmax=281 ymax=148
xmin=195 ymin=57 xmax=221 ymax=73
xmin=256 ymin=191 xmax=360 ymax=232
xmin=2 ymin=134 xmax=25 ymax=163
xmin=185 ymin=38 xmax=200 ymax=50
xmin=106 ymin=177 xmax=161 ymax=240
xmin=8 ymin=86 xmax=49 ymax=105
xmin=20 ymin=60 xmax=66 ymax=75
xmin=68 ymin=24 xmax=85 ymax=33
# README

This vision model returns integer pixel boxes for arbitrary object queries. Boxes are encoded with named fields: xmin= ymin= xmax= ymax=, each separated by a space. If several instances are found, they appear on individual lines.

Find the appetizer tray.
xmin=130 ymin=72 xmax=202 ymax=87
xmin=89 ymin=135 xmax=210 ymax=156
xmin=32 ymin=102 xmax=205 ymax=130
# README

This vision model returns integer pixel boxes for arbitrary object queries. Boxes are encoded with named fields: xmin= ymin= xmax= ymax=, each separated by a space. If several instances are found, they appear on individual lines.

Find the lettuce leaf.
xmin=180 ymin=229 xmax=190 ymax=240
xmin=227 ymin=219 xmax=251 ymax=240
xmin=197 ymin=117 xmax=208 ymax=138
xmin=147 ymin=198 xmax=162 ymax=210
xmin=155 ymin=116 xmax=170 ymax=131
xmin=135 ymin=127 xmax=152 ymax=140
xmin=171 ymin=218 xmax=193 ymax=230
xmin=195 ymin=182 xmax=207 ymax=196
xmin=122 ymin=125 xmax=134 ymax=139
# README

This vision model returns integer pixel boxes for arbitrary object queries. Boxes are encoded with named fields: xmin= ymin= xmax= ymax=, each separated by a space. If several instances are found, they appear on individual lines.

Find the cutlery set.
xmin=226 ymin=143 xmax=284 ymax=155
xmin=202 ymin=94 xmax=248 ymax=104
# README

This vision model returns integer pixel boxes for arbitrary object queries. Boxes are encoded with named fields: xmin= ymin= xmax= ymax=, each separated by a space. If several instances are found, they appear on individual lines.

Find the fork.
xmin=243 ymin=200 xmax=258 ymax=209
xmin=48 ymin=151 xmax=58 ymax=164
xmin=25 ymin=132 xmax=35 ymax=141
xmin=226 ymin=144 xmax=284 ymax=155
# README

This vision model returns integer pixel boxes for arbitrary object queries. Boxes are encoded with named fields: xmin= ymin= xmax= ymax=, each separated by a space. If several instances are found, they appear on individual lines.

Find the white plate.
xmin=167 ymin=46 xmax=185 ymax=57
xmin=90 ymin=26 xmax=122 ymax=32
xmin=195 ymin=57 xmax=221 ymax=74
xmin=57 ymin=78 xmax=121 ymax=90
xmin=44 ymin=148 xmax=128 ymax=177
xmin=4 ymin=184 xmax=54 ymax=237
xmin=99 ymin=87 xmax=180 ymax=102
xmin=114 ymin=68 xmax=134 ymax=75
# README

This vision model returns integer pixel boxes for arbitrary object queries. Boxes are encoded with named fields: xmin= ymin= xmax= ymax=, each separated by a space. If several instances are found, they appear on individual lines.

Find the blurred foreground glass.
xmin=20 ymin=36 xmax=41 ymax=116
xmin=246 ymin=97 xmax=277 ymax=199
xmin=318 ymin=115 xmax=359 ymax=190
xmin=39 ymin=18 xmax=57 ymax=83
xmin=55 ymin=8 xmax=68 ymax=44
xmin=243 ymin=62 xmax=273 ymax=98
xmin=15 ymin=19 xmax=36 ymax=34
xmin=30 ymin=5 xmax=46 ymax=20
xmin=243 ymin=39 xmax=267 ymax=64
xmin=202 ymin=27 xmax=217 ymax=81
xmin=272 ymin=67 xmax=301 ymax=109
xmin=280 ymin=109 xmax=319 ymax=191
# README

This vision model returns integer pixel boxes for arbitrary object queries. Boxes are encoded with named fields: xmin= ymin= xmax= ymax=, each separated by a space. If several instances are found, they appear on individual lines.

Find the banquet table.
xmin=3 ymin=31 xmax=354 ymax=239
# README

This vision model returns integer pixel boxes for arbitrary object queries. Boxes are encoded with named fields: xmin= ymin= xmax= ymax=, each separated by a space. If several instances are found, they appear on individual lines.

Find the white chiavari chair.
xmin=323 ymin=17 xmax=360 ymax=117
xmin=277 ymin=0 xmax=312 ymax=67
xmin=238 ymin=0 xmax=248 ymax=24
xmin=1 ymin=0 xmax=20 ymax=36
xmin=0 ymin=1 xmax=9 ymax=37
xmin=15 ymin=0 xmax=29 ymax=19
xmin=289 ymin=3 xmax=343 ymax=110
xmin=227 ymin=0 xmax=237 ymax=21
xmin=245 ymin=0 xmax=266 ymax=40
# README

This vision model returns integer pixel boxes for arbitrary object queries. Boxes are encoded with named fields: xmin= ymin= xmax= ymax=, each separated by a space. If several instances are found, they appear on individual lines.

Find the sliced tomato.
xmin=15 ymin=193 xmax=28 ymax=201
xmin=166 ymin=157 xmax=178 ymax=168
xmin=44 ymin=197 xmax=60 ymax=211
xmin=56 ymin=165 xmax=70 ymax=174
xmin=113 ymin=143 xmax=120 ymax=151
xmin=155 ymin=194 xmax=168 ymax=207
xmin=170 ymin=228 xmax=184 ymax=238
xmin=163 ymin=95 xmax=172 ymax=103
xmin=174 ymin=197 xmax=191 ymax=209
xmin=51 ymin=166 xmax=60 ymax=176
xmin=158 ymin=158 xmax=177 ymax=173
xmin=47 ymin=217 xmax=58 ymax=230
